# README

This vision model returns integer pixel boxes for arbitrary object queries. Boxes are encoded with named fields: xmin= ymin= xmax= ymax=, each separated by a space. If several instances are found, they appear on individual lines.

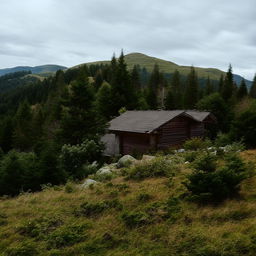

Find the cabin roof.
xmin=108 ymin=110 xmax=212 ymax=134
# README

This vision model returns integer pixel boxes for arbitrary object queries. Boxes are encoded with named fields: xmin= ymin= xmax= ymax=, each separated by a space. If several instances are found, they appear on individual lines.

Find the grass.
xmin=81 ymin=52 xmax=225 ymax=81
xmin=0 ymin=150 xmax=256 ymax=255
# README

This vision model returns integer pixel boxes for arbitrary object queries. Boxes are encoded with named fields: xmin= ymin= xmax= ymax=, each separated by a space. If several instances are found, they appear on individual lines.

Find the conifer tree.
xmin=222 ymin=65 xmax=234 ymax=101
xmin=184 ymin=66 xmax=198 ymax=109
xmin=249 ymin=74 xmax=256 ymax=98
xmin=96 ymin=81 xmax=113 ymax=120
xmin=205 ymin=76 xmax=214 ymax=95
xmin=165 ymin=88 xmax=175 ymax=110
xmin=171 ymin=70 xmax=182 ymax=108
xmin=60 ymin=71 xmax=103 ymax=145
xmin=218 ymin=74 xmax=224 ymax=93
xmin=13 ymin=100 xmax=33 ymax=150
xmin=237 ymin=79 xmax=248 ymax=99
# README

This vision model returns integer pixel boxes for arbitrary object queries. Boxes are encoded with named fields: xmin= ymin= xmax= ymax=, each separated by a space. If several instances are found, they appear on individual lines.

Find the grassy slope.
xmin=1 ymin=150 xmax=256 ymax=255
xmin=82 ymin=52 xmax=225 ymax=81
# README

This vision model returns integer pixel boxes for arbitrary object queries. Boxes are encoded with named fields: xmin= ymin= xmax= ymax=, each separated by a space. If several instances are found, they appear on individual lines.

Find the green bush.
xmin=183 ymin=151 xmax=197 ymax=162
xmin=59 ymin=139 xmax=104 ymax=180
xmin=184 ymin=137 xmax=211 ymax=151
xmin=185 ymin=153 xmax=249 ymax=203
xmin=5 ymin=240 xmax=39 ymax=256
xmin=127 ymin=157 xmax=173 ymax=180
xmin=47 ymin=223 xmax=89 ymax=248
xmin=137 ymin=193 xmax=152 ymax=203
xmin=192 ymin=152 xmax=217 ymax=172
xmin=75 ymin=199 xmax=123 ymax=217
xmin=121 ymin=211 xmax=150 ymax=228
xmin=214 ymin=132 xmax=232 ymax=147
xmin=17 ymin=216 xmax=63 ymax=238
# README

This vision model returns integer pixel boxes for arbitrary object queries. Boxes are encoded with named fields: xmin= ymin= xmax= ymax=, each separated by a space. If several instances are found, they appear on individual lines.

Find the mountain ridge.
xmin=78 ymin=52 xmax=252 ymax=87
xmin=0 ymin=64 xmax=67 ymax=77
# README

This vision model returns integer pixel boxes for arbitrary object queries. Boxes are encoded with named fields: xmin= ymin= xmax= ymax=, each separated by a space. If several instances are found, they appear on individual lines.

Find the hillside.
xmin=1 ymin=149 xmax=256 ymax=256
xmin=0 ymin=65 xmax=67 ymax=77
xmin=81 ymin=52 xmax=252 ymax=86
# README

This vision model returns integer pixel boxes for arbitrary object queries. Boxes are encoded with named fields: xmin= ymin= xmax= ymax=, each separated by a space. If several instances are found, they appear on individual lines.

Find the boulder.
xmin=81 ymin=179 xmax=97 ymax=188
xmin=96 ymin=166 xmax=112 ymax=175
xmin=177 ymin=149 xmax=185 ymax=153
xmin=142 ymin=155 xmax=156 ymax=161
xmin=117 ymin=155 xmax=136 ymax=168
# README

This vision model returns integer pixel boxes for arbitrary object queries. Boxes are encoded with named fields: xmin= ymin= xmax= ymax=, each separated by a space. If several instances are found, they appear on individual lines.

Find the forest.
xmin=0 ymin=51 xmax=256 ymax=196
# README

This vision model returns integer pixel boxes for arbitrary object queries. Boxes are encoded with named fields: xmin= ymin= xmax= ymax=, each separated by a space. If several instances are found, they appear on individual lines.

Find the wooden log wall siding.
xmin=105 ymin=110 xmax=216 ymax=155
xmin=157 ymin=116 xmax=191 ymax=149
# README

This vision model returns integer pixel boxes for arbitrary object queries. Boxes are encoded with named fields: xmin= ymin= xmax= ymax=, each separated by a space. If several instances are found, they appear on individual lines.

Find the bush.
xmin=185 ymin=153 xmax=249 ymax=203
xmin=127 ymin=157 xmax=174 ymax=180
xmin=59 ymin=139 xmax=104 ymax=180
xmin=47 ymin=223 xmax=89 ymax=248
xmin=184 ymin=137 xmax=211 ymax=151
xmin=214 ymin=132 xmax=232 ymax=147
xmin=137 ymin=193 xmax=152 ymax=203
xmin=192 ymin=152 xmax=217 ymax=172
xmin=121 ymin=211 xmax=150 ymax=228
xmin=75 ymin=199 xmax=123 ymax=217
xmin=5 ymin=240 xmax=39 ymax=256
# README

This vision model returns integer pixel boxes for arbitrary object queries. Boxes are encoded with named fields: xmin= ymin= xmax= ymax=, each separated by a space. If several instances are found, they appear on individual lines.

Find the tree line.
xmin=0 ymin=51 xmax=256 ymax=195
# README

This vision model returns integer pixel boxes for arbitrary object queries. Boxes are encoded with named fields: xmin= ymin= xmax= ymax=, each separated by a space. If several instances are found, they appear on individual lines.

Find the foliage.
xmin=183 ymin=137 xmax=211 ymax=151
xmin=121 ymin=211 xmax=150 ymax=228
xmin=192 ymin=152 xmax=217 ymax=173
xmin=185 ymin=153 xmax=249 ymax=203
xmin=59 ymin=139 xmax=104 ymax=179
xmin=127 ymin=157 xmax=174 ymax=180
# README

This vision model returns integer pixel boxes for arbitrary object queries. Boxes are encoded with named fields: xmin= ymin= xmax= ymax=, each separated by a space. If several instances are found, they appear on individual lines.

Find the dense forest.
xmin=0 ymin=51 xmax=256 ymax=196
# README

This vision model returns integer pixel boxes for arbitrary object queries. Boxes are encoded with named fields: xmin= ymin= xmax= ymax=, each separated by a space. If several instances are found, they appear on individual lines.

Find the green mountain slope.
xmin=0 ymin=65 xmax=67 ymax=77
xmin=81 ymin=52 xmax=252 ymax=86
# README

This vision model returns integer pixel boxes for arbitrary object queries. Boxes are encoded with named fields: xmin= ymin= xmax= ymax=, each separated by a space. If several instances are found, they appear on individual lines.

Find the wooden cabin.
xmin=102 ymin=110 xmax=216 ymax=155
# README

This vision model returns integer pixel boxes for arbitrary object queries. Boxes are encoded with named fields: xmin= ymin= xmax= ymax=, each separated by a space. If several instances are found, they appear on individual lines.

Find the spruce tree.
xmin=96 ymin=81 xmax=113 ymax=120
xmin=205 ymin=76 xmax=214 ymax=95
xmin=249 ymin=74 xmax=256 ymax=98
xmin=59 ymin=71 xmax=104 ymax=145
xmin=165 ymin=88 xmax=175 ymax=109
xmin=218 ymin=74 xmax=224 ymax=93
xmin=222 ymin=65 xmax=234 ymax=101
xmin=184 ymin=66 xmax=198 ymax=109
xmin=171 ymin=70 xmax=182 ymax=108
xmin=13 ymin=100 xmax=33 ymax=150
xmin=237 ymin=79 xmax=248 ymax=99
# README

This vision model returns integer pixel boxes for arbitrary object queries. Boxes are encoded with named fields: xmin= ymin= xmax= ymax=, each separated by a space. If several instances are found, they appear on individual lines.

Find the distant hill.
xmin=0 ymin=64 xmax=67 ymax=77
xmin=79 ymin=52 xmax=252 ymax=87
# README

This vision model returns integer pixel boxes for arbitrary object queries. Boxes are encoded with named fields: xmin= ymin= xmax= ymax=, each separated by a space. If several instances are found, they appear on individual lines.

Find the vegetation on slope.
xmin=0 ymin=146 xmax=255 ymax=256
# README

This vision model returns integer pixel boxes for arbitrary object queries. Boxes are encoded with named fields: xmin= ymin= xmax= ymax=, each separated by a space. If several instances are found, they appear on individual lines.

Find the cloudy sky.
xmin=0 ymin=0 xmax=255 ymax=80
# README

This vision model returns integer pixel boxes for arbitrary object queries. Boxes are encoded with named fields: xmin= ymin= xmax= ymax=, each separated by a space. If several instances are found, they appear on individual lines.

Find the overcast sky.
xmin=0 ymin=0 xmax=255 ymax=80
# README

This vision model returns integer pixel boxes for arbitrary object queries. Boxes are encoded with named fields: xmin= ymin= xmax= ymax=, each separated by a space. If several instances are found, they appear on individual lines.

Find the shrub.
xmin=17 ymin=216 xmax=63 ymax=238
xmin=185 ymin=153 xmax=249 ymax=203
xmin=75 ymin=199 xmax=123 ymax=217
xmin=214 ymin=132 xmax=232 ymax=147
xmin=184 ymin=137 xmax=211 ymax=151
xmin=121 ymin=211 xmax=150 ymax=228
xmin=47 ymin=223 xmax=89 ymax=248
xmin=5 ymin=240 xmax=39 ymax=256
xmin=137 ymin=193 xmax=152 ymax=203
xmin=183 ymin=151 xmax=197 ymax=162
xmin=192 ymin=152 xmax=217 ymax=172
xmin=127 ymin=157 xmax=173 ymax=180
xmin=59 ymin=139 xmax=104 ymax=180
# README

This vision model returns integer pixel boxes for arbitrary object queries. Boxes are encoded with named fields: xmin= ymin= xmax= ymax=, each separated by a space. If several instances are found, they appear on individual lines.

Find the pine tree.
xmin=146 ymin=64 xmax=163 ymax=109
xmin=59 ymin=71 xmax=104 ymax=145
xmin=13 ymin=100 xmax=33 ymax=150
xmin=0 ymin=117 xmax=14 ymax=152
xmin=222 ymin=65 xmax=234 ymax=101
xmin=171 ymin=70 xmax=182 ymax=108
xmin=249 ymin=74 xmax=256 ymax=98
xmin=205 ymin=76 xmax=214 ymax=95
xmin=184 ymin=66 xmax=198 ymax=109
xmin=165 ymin=88 xmax=175 ymax=110
xmin=131 ymin=65 xmax=141 ymax=91
xmin=237 ymin=79 xmax=248 ymax=99
xmin=218 ymin=74 xmax=224 ymax=93
xmin=96 ymin=81 xmax=113 ymax=120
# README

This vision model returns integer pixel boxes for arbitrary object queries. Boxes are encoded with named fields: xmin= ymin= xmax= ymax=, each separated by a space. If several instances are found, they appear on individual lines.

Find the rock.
xmin=117 ymin=155 xmax=136 ymax=168
xmin=81 ymin=179 xmax=97 ymax=188
xmin=91 ymin=161 xmax=98 ymax=167
xmin=177 ymin=149 xmax=185 ymax=153
xmin=142 ymin=155 xmax=156 ymax=161
xmin=96 ymin=166 xmax=112 ymax=175
xmin=184 ymin=161 xmax=190 ymax=164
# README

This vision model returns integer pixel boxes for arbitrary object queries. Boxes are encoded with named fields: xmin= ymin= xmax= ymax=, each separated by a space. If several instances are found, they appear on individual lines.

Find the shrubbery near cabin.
xmin=185 ymin=153 xmax=250 ymax=203
xmin=183 ymin=137 xmax=211 ymax=151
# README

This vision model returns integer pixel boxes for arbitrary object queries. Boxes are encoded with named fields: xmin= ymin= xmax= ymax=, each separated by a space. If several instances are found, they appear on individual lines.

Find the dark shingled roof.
xmin=108 ymin=110 xmax=212 ymax=134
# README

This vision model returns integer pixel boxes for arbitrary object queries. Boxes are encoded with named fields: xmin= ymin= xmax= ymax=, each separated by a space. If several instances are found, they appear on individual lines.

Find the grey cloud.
xmin=0 ymin=0 xmax=255 ymax=79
